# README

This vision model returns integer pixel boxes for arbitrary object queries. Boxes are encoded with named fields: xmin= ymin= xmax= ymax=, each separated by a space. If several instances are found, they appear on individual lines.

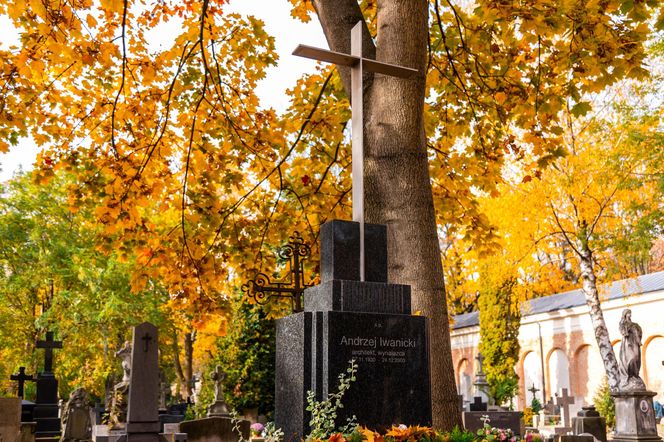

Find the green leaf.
xmin=571 ymin=101 xmax=592 ymax=117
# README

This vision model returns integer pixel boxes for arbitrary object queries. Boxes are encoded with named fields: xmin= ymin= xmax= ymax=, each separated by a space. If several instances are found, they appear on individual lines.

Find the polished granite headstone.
xmin=275 ymin=220 xmax=432 ymax=441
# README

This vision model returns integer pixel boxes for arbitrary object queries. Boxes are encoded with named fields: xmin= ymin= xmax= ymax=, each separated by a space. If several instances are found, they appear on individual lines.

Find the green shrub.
xmin=594 ymin=377 xmax=615 ymax=429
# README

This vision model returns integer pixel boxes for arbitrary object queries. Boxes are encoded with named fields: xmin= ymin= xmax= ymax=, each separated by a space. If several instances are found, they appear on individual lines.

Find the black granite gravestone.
xmin=469 ymin=396 xmax=488 ymax=412
xmin=34 ymin=331 xmax=62 ymax=437
xmin=275 ymin=220 xmax=431 ymax=441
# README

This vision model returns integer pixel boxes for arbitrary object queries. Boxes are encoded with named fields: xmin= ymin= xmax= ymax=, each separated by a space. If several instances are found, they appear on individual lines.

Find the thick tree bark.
xmin=172 ymin=330 xmax=186 ymax=399
xmin=577 ymin=239 xmax=622 ymax=391
xmin=312 ymin=0 xmax=461 ymax=429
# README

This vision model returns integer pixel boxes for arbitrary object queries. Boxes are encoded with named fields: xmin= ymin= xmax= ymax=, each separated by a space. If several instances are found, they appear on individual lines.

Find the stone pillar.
xmin=612 ymin=391 xmax=662 ymax=442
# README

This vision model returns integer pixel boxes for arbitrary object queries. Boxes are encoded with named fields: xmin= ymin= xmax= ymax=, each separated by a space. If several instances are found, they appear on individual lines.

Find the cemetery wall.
xmin=450 ymin=271 xmax=664 ymax=411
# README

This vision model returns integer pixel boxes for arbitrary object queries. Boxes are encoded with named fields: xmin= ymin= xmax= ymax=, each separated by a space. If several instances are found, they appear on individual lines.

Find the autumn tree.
xmin=1 ymin=0 xmax=660 ymax=427
xmin=0 ymin=171 xmax=173 ymax=398
xmin=478 ymin=267 xmax=521 ymax=407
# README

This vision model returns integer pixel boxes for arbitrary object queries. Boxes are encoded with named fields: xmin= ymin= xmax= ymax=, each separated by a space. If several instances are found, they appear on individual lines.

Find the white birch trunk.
xmin=577 ymin=240 xmax=622 ymax=392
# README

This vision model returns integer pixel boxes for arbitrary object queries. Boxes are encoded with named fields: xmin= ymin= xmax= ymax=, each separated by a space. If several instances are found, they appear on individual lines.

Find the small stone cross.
xmin=10 ymin=366 xmax=35 ymax=398
xmin=556 ymin=388 xmax=575 ymax=427
xmin=36 ymin=331 xmax=63 ymax=373
xmin=475 ymin=353 xmax=485 ymax=374
xmin=141 ymin=332 xmax=153 ymax=352
xmin=294 ymin=21 xmax=418 ymax=281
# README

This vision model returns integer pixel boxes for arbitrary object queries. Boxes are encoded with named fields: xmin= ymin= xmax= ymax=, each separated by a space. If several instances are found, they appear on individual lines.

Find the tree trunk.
xmin=577 ymin=239 xmax=622 ymax=391
xmin=172 ymin=330 xmax=186 ymax=400
xmin=184 ymin=331 xmax=195 ymax=399
xmin=312 ymin=0 xmax=461 ymax=429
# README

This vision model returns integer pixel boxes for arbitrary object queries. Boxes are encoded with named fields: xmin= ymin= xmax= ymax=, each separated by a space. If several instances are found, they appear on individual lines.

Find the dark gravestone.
xmin=34 ymin=331 xmax=62 ymax=438
xmin=463 ymin=411 xmax=522 ymax=436
xmin=572 ymin=406 xmax=607 ymax=442
xmin=469 ymin=396 xmax=488 ymax=412
xmin=125 ymin=322 xmax=161 ymax=441
xmin=275 ymin=220 xmax=431 ymax=441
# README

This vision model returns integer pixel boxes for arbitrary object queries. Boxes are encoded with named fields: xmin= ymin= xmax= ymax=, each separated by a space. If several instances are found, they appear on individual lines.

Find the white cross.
xmin=293 ymin=21 xmax=417 ymax=281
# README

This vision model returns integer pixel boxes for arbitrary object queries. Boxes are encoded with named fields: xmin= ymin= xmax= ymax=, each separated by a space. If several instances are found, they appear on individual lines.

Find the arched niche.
xmin=523 ymin=351 xmax=543 ymax=406
xmin=548 ymin=348 xmax=571 ymax=397
xmin=457 ymin=358 xmax=473 ymax=402
xmin=573 ymin=343 xmax=603 ymax=404
xmin=644 ymin=335 xmax=664 ymax=402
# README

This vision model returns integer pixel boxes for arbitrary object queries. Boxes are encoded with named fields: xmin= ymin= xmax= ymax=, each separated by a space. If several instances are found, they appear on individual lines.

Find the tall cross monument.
xmin=293 ymin=21 xmax=417 ymax=281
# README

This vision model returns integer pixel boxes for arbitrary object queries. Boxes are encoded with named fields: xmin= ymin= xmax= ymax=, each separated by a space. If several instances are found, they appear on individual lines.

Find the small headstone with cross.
xmin=10 ymin=367 xmax=35 ymax=398
xmin=556 ymin=388 xmax=576 ymax=428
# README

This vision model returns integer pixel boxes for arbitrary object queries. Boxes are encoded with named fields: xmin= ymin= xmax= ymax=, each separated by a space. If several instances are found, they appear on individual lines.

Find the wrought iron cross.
xmin=10 ymin=366 xmax=35 ymax=398
xmin=36 ymin=331 xmax=62 ymax=373
xmin=242 ymin=232 xmax=312 ymax=312
xmin=294 ymin=21 xmax=418 ymax=281
xmin=528 ymin=383 xmax=540 ymax=396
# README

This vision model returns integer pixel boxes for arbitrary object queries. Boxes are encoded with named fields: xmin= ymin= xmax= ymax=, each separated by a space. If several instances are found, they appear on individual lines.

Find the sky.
xmin=0 ymin=0 xmax=328 ymax=182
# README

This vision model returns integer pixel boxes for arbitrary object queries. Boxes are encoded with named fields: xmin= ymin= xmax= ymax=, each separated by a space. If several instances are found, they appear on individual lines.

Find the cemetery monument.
xmin=612 ymin=309 xmax=662 ymax=442
xmin=275 ymin=21 xmax=428 ymax=441
xmin=34 ymin=330 xmax=63 ymax=438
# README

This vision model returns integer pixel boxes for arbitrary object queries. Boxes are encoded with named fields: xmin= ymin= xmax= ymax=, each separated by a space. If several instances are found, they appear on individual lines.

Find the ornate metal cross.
xmin=242 ymin=232 xmax=312 ymax=312
xmin=294 ymin=21 xmax=418 ymax=281
xmin=528 ymin=383 xmax=540 ymax=397
xmin=10 ymin=366 xmax=35 ymax=398
xmin=36 ymin=331 xmax=62 ymax=373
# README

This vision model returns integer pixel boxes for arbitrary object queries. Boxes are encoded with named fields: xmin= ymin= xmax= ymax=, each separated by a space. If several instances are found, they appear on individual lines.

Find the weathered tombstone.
xmin=20 ymin=421 xmax=37 ymax=442
xmin=61 ymin=387 xmax=93 ymax=442
xmin=572 ymin=406 xmax=607 ymax=442
xmin=161 ymin=423 xmax=186 ymax=442
xmin=0 ymin=397 xmax=22 ymax=441
xmin=178 ymin=365 xmax=248 ymax=442
xmin=274 ymin=220 xmax=431 ymax=441
xmin=207 ymin=366 xmax=230 ymax=418
xmin=556 ymin=388 xmax=575 ymax=431
xmin=473 ymin=353 xmax=490 ymax=404
xmin=110 ymin=341 xmax=132 ymax=429
xmin=613 ymin=310 xmax=662 ymax=442
xmin=125 ymin=322 xmax=161 ymax=442
xmin=34 ymin=330 xmax=63 ymax=438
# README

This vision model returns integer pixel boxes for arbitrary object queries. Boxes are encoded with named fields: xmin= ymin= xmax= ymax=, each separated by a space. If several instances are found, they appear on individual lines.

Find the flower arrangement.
xmin=251 ymin=423 xmax=265 ymax=437
xmin=475 ymin=416 xmax=517 ymax=442
xmin=524 ymin=433 xmax=542 ymax=442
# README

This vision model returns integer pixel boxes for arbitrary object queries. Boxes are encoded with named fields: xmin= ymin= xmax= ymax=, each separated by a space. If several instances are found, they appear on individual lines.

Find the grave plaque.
xmin=275 ymin=220 xmax=431 ymax=441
